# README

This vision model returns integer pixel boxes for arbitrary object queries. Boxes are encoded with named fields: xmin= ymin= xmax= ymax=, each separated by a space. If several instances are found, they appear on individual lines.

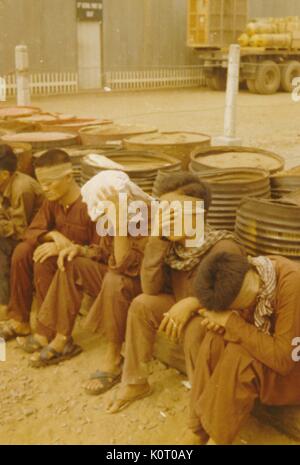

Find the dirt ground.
xmin=1 ymin=87 xmax=300 ymax=445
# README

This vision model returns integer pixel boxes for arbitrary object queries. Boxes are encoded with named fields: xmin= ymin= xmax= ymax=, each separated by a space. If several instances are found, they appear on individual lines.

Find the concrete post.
xmin=213 ymin=44 xmax=242 ymax=146
xmin=15 ymin=45 xmax=31 ymax=106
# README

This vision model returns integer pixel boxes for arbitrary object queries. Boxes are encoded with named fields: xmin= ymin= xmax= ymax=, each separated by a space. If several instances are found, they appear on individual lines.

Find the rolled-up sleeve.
xmin=141 ymin=237 xmax=170 ymax=295
xmin=0 ymin=191 xmax=39 ymax=240
xmin=109 ymin=237 xmax=148 ymax=277
xmin=24 ymin=200 xmax=55 ymax=246
xmin=224 ymin=268 xmax=300 ymax=376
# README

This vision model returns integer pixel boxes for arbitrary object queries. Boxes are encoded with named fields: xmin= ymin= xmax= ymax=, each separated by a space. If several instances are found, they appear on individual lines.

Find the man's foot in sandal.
xmin=84 ymin=370 xmax=122 ymax=396
xmin=0 ymin=320 xmax=30 ymax=341
xmin=29 ymin=336 xmax=82 ymax=367
xmin=16 ymin=334 xmax=48 ymax=353
xmin=84 ymin=342 xmax=123 ymax=396
xmin=106 ymin=382 xmax=153 ymax=414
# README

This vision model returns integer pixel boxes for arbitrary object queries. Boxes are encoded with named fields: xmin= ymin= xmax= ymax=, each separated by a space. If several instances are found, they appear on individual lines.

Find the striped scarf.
xmin=164 ymin=224 xmax=236 ymax=271
xmin=248 ymin=256 xmax=277 ymax=335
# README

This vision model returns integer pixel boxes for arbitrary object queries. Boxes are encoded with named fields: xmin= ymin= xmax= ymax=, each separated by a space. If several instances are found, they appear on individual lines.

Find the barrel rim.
xmin=124 ymin=130 xmax=211 ymax=146
xmin=190 ymin=145 xmax=285 ymax=174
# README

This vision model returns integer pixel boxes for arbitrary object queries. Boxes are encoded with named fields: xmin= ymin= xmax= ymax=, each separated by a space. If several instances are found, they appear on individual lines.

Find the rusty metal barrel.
xmin=79 ymin=124 xmax=157 ymax=146
xmin=124 ymin=131 xmax=211 ymax=170
xmin=0 ymin=119 xmax=39 ymax=133
xmin=64 ymin=145 xmax=121 ymax=184
xmin=1 ymin=132 xmax=79 ymax=151
xmin=235 ymin=197 xmax=300 ymax=258
xmin=40 ymin=118 xmax=112 ymax=134
xmin=190 ymin=146 xmax=284 ymax=175
xmin=270 ymin=166 xmax=300 ymax=198
xmin=0 ymin=106 xmax=41 ymax=119
xmin=17 ymin=112 xmax=76 ymax=126
xmin=81 ymin=150 xmax=181 ymax=194
xmin=190 ymin=168 xmax=271 ymax=231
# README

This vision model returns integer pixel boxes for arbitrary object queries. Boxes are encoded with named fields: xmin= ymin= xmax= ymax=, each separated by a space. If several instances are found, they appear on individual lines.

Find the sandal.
xmin=0 ymin=323 xmax=30 ymax=341
xmin=106 ymin=385 xmax=153 ymax=414
xmin=30 ymin=339 xmax=82 ymax=368
xmin=16 ymin=335 xmax=44 ymax=353
xmin=84 ymin=370 xmax=121 ymax=396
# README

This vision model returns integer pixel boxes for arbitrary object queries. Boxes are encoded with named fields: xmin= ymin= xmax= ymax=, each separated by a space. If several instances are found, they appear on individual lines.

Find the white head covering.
xmin=81 ymin=170 xmax=153 ymax=222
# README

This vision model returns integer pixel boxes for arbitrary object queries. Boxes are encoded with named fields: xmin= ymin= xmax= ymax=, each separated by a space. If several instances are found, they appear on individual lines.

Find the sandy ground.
xmin=1 ymin=87 xmax=300 ymax=445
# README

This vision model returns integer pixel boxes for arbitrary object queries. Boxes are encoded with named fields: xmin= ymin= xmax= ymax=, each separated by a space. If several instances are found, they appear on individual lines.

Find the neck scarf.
xmin=248 ymin=256 xmax=277 ymax=335
xmin=164 ymin=224 xmax=236 ymax=271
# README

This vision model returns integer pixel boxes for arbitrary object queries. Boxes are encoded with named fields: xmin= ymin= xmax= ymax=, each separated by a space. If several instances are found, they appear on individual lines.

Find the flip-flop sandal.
xmin=107 ymin=385 xmax=153 ymax=414
xmin=0 ymin=323 xmax=30 ymax=341
xmin=85 ymin=370 xmax=121 ymax=396
xmin=16 ymin=335 xmax=44 ymax=353
xmin=30 ymin=340 xmax=83 ymax=368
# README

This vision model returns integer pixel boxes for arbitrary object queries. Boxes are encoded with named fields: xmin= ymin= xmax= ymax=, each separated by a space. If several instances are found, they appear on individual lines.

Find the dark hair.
xmin=0 ymin=144 xmax=18 ymax=173
xmin=34 ymin=149 xmax=71 ymax=168
xmin=155 ymin=171 xmax=212 ymax=212
xmin=193 ymin=252 xmax=251 ymax=311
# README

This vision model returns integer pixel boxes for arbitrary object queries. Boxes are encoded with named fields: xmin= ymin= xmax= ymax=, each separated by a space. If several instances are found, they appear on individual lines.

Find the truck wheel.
xmin=281 ymin=61 xmax=300 ymax=92
xmin=246 ymin=79 xmax=257 ymax=93
xmin=254 ymin=61 xmax=281 ymax=94
xmin=211 ymin=69 xmax=227 ymax=91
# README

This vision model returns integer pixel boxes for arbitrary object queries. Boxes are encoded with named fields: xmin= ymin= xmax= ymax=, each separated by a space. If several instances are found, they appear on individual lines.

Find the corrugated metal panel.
xmin=0 ymin=0 xmax=77 ymax=74
xmin=249 ymin=0 xmax=300 ymax=19
xmin=102 ymin=0 xmax=198 ymax=71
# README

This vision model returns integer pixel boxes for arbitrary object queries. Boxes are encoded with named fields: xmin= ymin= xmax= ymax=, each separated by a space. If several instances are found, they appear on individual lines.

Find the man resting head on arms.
xmin=184 ymin=251 xmax=300 ymax=445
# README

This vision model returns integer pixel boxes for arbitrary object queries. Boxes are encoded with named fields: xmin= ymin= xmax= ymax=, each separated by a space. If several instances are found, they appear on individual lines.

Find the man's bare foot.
xmin=178 ymin=428 xmax=209 ymax=445
xmin=16 ymin=333 xmax=49 ymax=353
xmin=0 ymin=319 xmax=30 ymax=338
xmin=106 ymin=382 xmax=152 ymax=414
xmin=29 ymin=334 xmax=67 ymax=363
xmin=84 ymin=342 xmax=123 ymax=395
xmin=32 ymin=334 xmax=48 ymax=347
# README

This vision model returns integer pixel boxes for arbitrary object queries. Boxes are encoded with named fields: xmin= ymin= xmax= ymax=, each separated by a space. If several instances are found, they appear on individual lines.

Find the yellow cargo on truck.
xmin=187 ymin=0 xmax=300 ymax=94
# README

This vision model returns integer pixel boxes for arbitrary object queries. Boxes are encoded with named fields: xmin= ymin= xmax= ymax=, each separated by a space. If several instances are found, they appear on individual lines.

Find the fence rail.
xmin=105 ymin=67 xmax=206 ymax=90
xmin=3 ymin=72 xmax=79 ymax=97
xmin=1 ymin=67 xmax=206 ymax=97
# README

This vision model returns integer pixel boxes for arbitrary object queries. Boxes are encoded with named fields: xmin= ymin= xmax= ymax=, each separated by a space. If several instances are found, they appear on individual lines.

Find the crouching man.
xmin=106 ymin=172 xmax=245 ymax=413
xmin=184 ymin=252 xmax=300 ymax=445
xmin=0 ymin=144 xmax=43 ymax=319
xmin=1 ymin=149 xmax=96 ymax=340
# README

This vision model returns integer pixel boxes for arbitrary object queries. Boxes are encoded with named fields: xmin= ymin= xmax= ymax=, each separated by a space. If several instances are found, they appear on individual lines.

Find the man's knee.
xmin=128 ymin=294 xmax=152 ymax=321
xmin=198 ymin=331 xmax=226 ymax=366
xmin=183 ymin=317 xmax=207 ymax=351
xmin=102 ymin=271 xmax=124 ymax=290
xmin=34 ymin=256 xmax=57 ymax=276
xmin=11 ymin=241 xmax=34 ymax=269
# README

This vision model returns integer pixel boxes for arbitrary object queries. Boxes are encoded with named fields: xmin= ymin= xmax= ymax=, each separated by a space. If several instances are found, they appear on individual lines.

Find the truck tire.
xmin=281 ymin=61 xmax=300 ymax=93
xmin=254 ymin=61 xmax=281 ymax=94
xmin=211 ymin=69 xmax=227 ymax=91
xmin=246 ymin=79 xmax=257 ymax=93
